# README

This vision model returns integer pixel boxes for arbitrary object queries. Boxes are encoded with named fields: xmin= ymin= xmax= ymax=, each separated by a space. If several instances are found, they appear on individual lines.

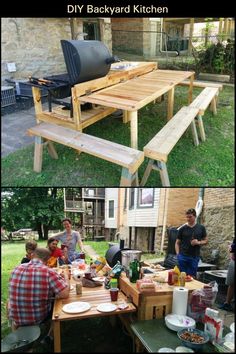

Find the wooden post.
xmin=210 ymin=97 xmax=217 ymax=115
xmin=32 ymin=87 xmax=43 ymax=124
xmin=120 ymin=168 xmax=138 ymax=187
xmin=196 ymin=116 xmax=206 ymax=142
xmin=128 ymin=111 xmax=138 ymax=149
xmin=71 ymin=87 xmax=82 ymax=131
xmin=190 ymin=120 xmax=200 ymax=145
xmin=47 ymin=141 xmax=58 ymax=159
xmin=140 ymin=159 xmax=154 ymax=186
xmin=188 ymin=73 xmax=194 ymax=104
xmin=218 ymin=18 xmax=224 ymax=42
xmin=188 ymin=18 xmax=195 ymax=55
xmin=53 ymin=321 xmax=61 ymax=353
xmin=159 ymin=161 xmax=170 ymax=187
xmin=167 ymin=87 xmax=175 ymax=120
xmin=33 ymin=136 xmax=44 ymax=172
xmin=122 ymin=110 xmax=128 ymax=124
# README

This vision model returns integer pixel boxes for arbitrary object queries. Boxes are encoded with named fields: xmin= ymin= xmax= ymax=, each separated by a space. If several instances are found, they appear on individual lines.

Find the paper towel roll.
xmin=172 ymin=287 xmax=189 ymax=315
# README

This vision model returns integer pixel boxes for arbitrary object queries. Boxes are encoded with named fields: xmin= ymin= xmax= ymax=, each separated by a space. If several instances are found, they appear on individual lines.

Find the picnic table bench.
xmin=27 ymin=122 xmax=144 ymax=186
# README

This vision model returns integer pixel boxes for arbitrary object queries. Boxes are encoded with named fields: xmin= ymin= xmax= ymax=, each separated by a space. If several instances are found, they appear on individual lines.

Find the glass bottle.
xmin=129 ymin=258 xmax=140 ymax=283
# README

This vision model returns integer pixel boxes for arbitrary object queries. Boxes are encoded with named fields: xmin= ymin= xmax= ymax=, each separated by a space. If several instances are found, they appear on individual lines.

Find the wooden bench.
xmin=189 ymin=87 xmax=219 ymax=142
xmin=140 ymin=106 xmax=200 ymax=186
xmin=27 ymin=122 xmax=144 ymax=186
xmin=178 ymin=80 xmax=223 ymax=91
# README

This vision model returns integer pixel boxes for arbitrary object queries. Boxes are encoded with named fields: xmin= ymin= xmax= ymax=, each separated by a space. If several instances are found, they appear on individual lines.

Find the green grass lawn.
xmin=1 ymin=86 xmax=234 ymax=186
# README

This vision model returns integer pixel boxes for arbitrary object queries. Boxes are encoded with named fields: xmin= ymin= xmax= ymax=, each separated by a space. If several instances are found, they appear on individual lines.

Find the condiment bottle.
xmin=168 ymin=270 xmax=174 ymax=285
xmin=173 ymin=265 xmax=180 ymax=286
xmin=179 ymin=272 xmax=186 ymax=287
xmin=76 ymin=281 xmax=82 ymax=295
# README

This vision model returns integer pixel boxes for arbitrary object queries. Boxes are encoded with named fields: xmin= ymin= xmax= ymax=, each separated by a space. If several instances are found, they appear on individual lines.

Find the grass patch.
xmin=1 ymin=86 xmax=234 ymax=186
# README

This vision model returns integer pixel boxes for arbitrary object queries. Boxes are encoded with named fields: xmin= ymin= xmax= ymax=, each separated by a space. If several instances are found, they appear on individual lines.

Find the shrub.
xmin=196 ymin=40 xmax=234 ymax=76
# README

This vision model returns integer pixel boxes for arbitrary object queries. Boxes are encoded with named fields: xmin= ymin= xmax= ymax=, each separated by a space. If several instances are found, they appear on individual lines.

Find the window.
xmin=138 ymin=188 xmax=154 ymax=208
xmin=129 ymin=188 xmax=135 ymax=209
xmin=108 ymin=200 xmax=115 ymax=218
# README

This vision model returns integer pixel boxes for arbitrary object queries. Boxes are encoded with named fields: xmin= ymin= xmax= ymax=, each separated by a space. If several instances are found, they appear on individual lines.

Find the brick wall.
xmin=204 ymin=188 xmax=234 ymax=208
xmin=158 ymin=188 xmax=199 ymax=227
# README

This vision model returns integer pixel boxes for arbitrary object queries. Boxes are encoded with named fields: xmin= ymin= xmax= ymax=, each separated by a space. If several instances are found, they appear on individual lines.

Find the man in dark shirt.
xmin=175 ymin=208 xmax=208 ymax=277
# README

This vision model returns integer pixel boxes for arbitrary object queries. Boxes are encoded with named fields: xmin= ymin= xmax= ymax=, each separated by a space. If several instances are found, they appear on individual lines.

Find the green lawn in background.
xmin=1 ymin=86 xmax=234 ymax=186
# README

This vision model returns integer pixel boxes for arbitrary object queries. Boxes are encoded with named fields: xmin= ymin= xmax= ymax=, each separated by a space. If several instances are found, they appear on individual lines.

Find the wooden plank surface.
xmin=27 ymin=122 xmax=144 ymax=174
xmin=190 ymin=87 xmax=219 ymax=115
xmin=74 ymin=61 xmax=157 ymax=97
xmin=144 ymin=106 xmax=199 ymax=162
xmin=52 ymin=285 xmax=136 ymax=322
xmin=81 ymin=69 xmax=194 ymax=111
xmin=178 ymin=80 xmax=223 ymax=90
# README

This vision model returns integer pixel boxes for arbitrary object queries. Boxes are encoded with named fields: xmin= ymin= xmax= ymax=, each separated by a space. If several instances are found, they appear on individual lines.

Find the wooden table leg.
xmin=53 ymin=320 xmax=61 ymax=353
xmin=167 ymin=87 xmax=175 ymax=120
xmin=128 ymin=111 xmax=138 ymax=149
xmin=188 ymin=73 xmax=194 ymax=104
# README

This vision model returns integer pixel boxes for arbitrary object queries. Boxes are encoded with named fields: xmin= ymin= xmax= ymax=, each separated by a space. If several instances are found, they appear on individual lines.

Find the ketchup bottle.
xmin=168 ymin=270 xmax=174 ymax=285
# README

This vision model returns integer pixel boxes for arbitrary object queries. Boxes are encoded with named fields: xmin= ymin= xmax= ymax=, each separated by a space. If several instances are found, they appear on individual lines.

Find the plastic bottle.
xmin=173 ymin=265 xmax=180 ymax=286
xmin=168 ymin=270 xmax=174 ymax=285
xmin=179 ymin=272 xmax=186 ymax=287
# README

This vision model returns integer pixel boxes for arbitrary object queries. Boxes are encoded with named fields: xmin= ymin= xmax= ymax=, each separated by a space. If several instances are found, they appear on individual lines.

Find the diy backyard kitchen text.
xmin=67 ymin=4 xmax=169 ymax=15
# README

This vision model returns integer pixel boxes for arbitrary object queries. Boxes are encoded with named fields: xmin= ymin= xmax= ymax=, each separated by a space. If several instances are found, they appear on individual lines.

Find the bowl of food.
xmin=177 ymin=328 xmax=209 ymax=351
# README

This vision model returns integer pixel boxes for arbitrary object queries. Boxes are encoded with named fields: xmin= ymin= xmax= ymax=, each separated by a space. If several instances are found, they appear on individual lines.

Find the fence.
xmin=112 ymin=30 xmax=235 ymax=76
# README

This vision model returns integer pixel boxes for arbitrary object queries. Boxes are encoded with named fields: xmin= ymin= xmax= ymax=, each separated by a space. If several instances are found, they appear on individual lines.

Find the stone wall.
xmin=111 ymin=18 xmax=144 ymax=55
xmin=1 ymin=18 xmax=112 ymax=84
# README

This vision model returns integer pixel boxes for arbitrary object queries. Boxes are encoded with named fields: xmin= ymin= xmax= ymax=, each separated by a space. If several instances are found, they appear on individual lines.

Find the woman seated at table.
xmin=46 ymin=237 xmax=66 ymax=267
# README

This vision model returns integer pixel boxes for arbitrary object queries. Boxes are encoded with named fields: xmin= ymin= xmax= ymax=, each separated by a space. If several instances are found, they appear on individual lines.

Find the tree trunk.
xmin=43 ymin=224 xmax=49 ymax=240
xmin=36 ymin=223 xmax=43 ymax=240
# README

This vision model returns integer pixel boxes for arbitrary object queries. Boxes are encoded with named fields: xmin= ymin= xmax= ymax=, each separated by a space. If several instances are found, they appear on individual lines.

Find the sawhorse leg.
xmin=195 ymin=115 xmax=206 ymax=142
xmin=34 ymin=137 xmax=58 ymax=173
xmin=190 ymin=120 xmax=200 ymax=145
xmin=34 ymin=136 xmax=44 ymax=172
xmin=120 ymin=168 xmax=139 ymax=186
xmin=141 ymin=160 xmax=170 ymax=186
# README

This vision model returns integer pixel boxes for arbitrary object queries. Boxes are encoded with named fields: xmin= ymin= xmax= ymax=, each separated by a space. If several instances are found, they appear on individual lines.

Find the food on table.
xmin=180 ymin=331 xmax=205 ymax=343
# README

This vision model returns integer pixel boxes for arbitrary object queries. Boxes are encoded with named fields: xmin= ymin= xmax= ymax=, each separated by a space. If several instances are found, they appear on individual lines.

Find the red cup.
xmin=84 ymin=272 xmax=92 ymax=280
xmin=79 ymin=252 xmax=85 ymax=259
xmin=110 ymin=288 xmax=119 ymax=301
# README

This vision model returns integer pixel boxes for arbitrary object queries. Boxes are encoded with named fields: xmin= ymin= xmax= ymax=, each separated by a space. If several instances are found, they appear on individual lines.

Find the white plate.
xmin=62 ymin=302 xmax=91 ymax=314
xmin=175 ymin=346 xmax=194 ymax=352
xmin=165 ymin=314 xmax=196 ymax=332
xmin=230 ymin=322 xmax=234 ymax=333
xmin=96 ymin=303 xmax=117 ymax=313
xmin=92 ymin=276 xmax=105 ymax=282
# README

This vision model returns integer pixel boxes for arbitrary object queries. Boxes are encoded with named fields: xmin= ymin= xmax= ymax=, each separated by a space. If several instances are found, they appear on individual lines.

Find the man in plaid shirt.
xmin=8 ymin=247 xmax=69 ymax=329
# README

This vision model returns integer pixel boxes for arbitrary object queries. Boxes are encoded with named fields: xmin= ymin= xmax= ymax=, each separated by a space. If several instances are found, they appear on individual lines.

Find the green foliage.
xmin=1 ymin=188 xmax=64 ymax=237
xmin=197 ymin=40 xmax=235 ymax=75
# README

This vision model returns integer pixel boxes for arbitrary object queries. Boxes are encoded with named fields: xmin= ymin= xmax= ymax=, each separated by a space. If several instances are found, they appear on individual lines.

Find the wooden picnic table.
xmin=52 ymin=278 xmax=136 ymax=352
xmin=80 ymin=69 xmax=194 ymax=149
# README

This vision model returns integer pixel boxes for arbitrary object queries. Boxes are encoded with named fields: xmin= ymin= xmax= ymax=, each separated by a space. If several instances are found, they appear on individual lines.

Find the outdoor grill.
xmin=20 ymin=40 xmax=120 ymax=114
xmin=61 ymin=39 xmax=119 ymax=85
